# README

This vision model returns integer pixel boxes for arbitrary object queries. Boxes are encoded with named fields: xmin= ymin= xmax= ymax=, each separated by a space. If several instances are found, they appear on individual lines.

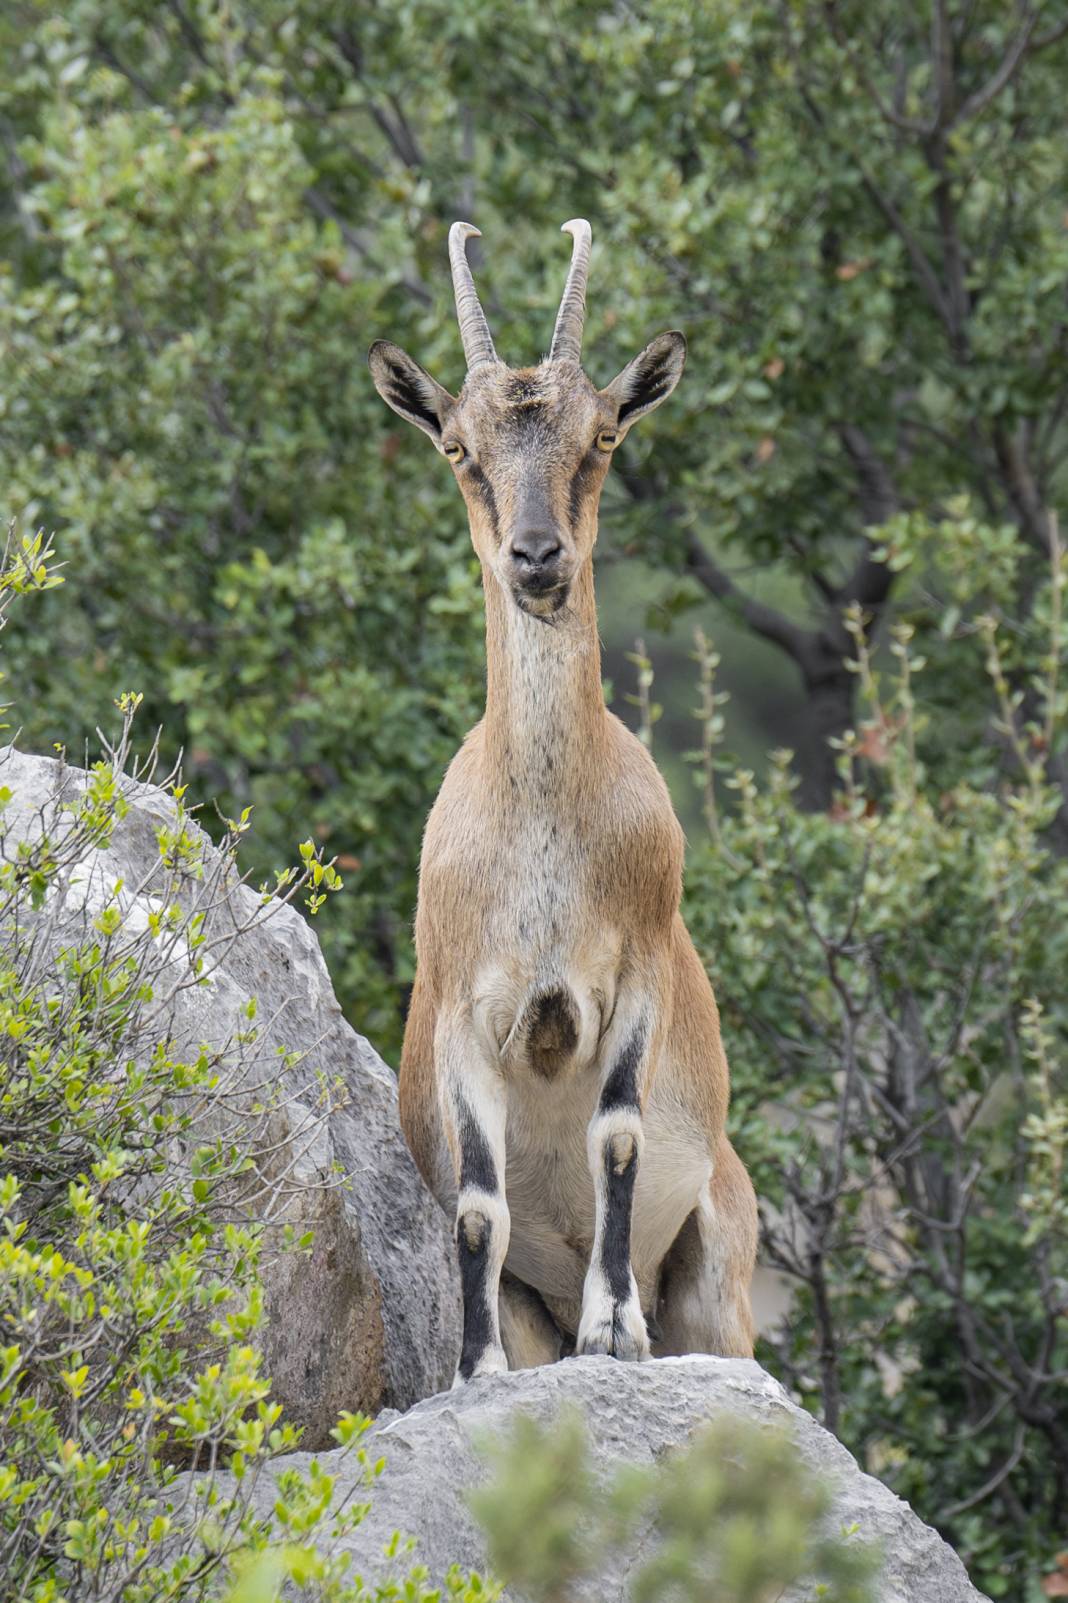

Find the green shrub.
xmin=681 ymin=521 xmax=1068 ymax=1600
xmin=471 ymin=1410 xmax=878 ymax=1603
xmin=0 ymin=538 xmax=487 ymax=1602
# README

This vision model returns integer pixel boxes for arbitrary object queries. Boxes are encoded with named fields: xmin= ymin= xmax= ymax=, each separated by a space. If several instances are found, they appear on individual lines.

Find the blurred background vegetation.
xmin=1 ymin=2 xmax=1067 ymax=1598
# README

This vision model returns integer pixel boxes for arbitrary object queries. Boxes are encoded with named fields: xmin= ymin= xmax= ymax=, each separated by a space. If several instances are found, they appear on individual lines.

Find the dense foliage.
xmin=682 ymin=519 xmax=1068 ymax=1599
xmin=2 ymin=3 xmax=1067 ymax=1599
xmin=0 ymin=3 xmax=493 ymax=1050
xmin=4 ymin=1 xmax=1066 ymax=1048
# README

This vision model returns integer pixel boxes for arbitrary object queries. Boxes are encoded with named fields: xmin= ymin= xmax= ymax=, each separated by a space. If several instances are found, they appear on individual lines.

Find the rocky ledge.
xmin=222 ymin=1356 xmax=990 ymax=1602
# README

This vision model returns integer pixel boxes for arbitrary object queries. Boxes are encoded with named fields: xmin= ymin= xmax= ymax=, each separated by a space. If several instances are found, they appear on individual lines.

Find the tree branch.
xmin=820 ymin=2 xmax=932 ymax=135
xmin=853 ymin=157 xmax=952 ymax=330
xmin=165 ymin=0 xmax=216 ymax=75
xmin=1033 ymin=13 xmax=1068 ymax=49
xmin=838 ymin=423 xmax=899 ymax=527
xmin=91 ymin=35 xmax=162 ymax=105
xmin=331 ymin=30 xmax=424 ymax=168
xmin=683 ymin=532 xmax=817 ymax=662
xmin=992 ymin=423 xmax=1055 ymax=552
xmin=614 ymin=458 xmax=815 ymax=663
xmin=953 ymin=1 xmax=1043 ymax=126
xmin=303 ymin=187 xmax=432 ymax=306
xmin=931 ymin=0 xmax=956 ymax=131
xmin=385 ymin=91 xmax=425 ymax=169
xmin=832 ymin=425 xmax=902 ymax=615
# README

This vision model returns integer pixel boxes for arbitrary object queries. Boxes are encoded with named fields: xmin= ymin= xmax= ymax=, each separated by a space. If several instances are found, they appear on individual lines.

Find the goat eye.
xmin=595 ymin=430 xmax=619 ymax=452
xmin=443 ymin=440 xmax=466 ymax=464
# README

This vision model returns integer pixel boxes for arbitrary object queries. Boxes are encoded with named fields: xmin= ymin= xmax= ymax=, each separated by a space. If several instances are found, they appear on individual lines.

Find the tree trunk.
xmin=796 ymin=641 xmax=857 ymax=812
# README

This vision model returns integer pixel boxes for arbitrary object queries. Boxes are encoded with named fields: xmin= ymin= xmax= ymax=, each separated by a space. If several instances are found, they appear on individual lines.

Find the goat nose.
xmin=511 ymin=529 xmax=562 ymax=569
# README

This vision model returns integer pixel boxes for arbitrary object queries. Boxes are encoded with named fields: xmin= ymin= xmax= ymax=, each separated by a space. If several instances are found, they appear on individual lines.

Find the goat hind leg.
xmin=654 ymin=1136 xmax=757 ymax=1359
xmin=498 ymin=1272 xmax=565 ymax=1369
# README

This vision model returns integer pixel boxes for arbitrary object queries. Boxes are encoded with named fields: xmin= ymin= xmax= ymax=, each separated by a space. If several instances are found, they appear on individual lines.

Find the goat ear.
xmin=368 ymin=340 xmax=455 ymax=447
xmin=602 ymin=331 xmax=686 ymax=434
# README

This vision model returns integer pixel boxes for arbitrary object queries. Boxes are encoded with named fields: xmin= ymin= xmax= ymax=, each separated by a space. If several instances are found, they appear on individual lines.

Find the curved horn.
xmin=549 ymin=218 xmax=592 ymax=364
xmin=449 ymin=221 xmax=498 ymax=370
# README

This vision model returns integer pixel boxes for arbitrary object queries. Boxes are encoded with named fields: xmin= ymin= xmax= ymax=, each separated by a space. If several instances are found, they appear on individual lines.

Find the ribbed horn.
xmin=549 ymin=219 xmax=592 ymax=364
xmin=449 ymin=221 xmax=498 ymax=371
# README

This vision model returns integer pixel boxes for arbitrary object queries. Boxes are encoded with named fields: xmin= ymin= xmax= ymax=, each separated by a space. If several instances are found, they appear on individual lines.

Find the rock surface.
xmin=0 ymin=747 xmax=461 ymax=1443
xmin=226 ymin=1356 xmax=990 ymax=1602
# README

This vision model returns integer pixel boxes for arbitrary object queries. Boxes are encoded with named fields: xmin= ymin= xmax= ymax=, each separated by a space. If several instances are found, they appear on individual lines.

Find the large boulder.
xmin=0 ymin=746 xmax=461 ymax=1443
xmin=225 ymin=1356 xmax=990 ymax=1602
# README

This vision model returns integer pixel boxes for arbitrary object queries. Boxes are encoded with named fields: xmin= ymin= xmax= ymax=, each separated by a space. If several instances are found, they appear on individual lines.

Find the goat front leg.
xmin=438 ymin=1011 xmax=510 ymax=1384
xmin=577 ymin=1009 xmax=654 ymax=1361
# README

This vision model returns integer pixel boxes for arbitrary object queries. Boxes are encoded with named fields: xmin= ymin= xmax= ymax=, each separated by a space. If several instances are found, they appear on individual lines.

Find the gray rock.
xmin=0 ymin=746 xmax=461 ymax=1443
xmin=220 ymin=1356 xmax=989 ymax=1602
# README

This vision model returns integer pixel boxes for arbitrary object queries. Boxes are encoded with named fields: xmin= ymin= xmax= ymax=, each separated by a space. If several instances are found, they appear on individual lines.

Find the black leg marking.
xmin=457 ymin=1210 xmax=494 ymax=1380
xmin=457 ymin=1095 xmax=497 ymax=1194
xmin=599 ymin=1024 xmax=646 ymax=1114
xmin=601 ymin=1135 xmax=638 ymax=1305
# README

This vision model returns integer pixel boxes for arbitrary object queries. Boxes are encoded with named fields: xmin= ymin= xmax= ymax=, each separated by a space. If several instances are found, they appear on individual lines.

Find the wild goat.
xmin=369 ymin=220 xmax=757 ymax=1381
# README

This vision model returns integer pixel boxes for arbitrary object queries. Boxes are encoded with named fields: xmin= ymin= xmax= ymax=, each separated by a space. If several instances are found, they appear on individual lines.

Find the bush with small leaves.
xmin=680 ymin=518 xmax=1068 ymax=1600
xmin=0 ymin=541 xmax=489 ymax=1603
xmin=470 ymin=1409 xmax=878 ymax=1603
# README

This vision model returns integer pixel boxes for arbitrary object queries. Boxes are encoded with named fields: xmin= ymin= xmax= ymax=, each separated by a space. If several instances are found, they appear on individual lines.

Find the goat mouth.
xmin=513 ymin=583 xmax=570 ymax=621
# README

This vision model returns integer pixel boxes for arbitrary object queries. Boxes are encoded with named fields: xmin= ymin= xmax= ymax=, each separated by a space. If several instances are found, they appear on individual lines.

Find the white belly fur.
xmin=501 ymin=1049 xmax=712 ymax=1330
xmin=469 ymin=924 xmax=711 ymax=1331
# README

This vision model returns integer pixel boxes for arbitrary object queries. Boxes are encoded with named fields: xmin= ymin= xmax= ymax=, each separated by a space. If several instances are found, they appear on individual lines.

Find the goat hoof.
xmin=452 ymin=1344 xmax=508 ymax=1386
xmin=576 ymin=1298 xmax=651 ymax=1362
